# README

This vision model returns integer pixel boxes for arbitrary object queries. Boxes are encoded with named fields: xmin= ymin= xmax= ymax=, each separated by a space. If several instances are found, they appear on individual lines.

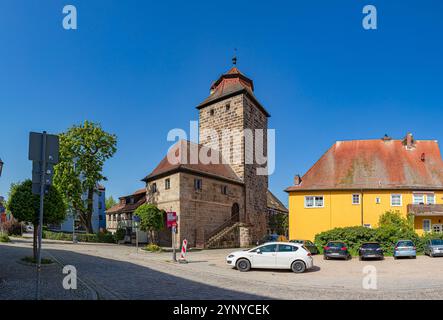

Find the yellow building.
xmin=286 ymin=134 xmax=443 ymax=241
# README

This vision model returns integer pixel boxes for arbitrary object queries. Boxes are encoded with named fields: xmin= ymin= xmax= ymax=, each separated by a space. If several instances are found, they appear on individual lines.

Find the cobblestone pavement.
xmin=0 ymin=242 xmax=95 ymax=300
xmin=3 ymin=237 xmax=443 ymax=299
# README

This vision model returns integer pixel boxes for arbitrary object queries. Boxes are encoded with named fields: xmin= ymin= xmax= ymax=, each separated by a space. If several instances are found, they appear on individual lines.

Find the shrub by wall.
xmin=42 ymin=230 xmax=115 ymax=243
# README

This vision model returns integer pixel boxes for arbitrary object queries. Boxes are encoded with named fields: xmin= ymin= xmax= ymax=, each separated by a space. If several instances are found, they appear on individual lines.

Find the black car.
xmin=358 ymin=242 xmax=384 ymax=260
xmin=290 ymin=239 xmax=319 ymax=254
xmin=323 ymin=241 xmax=351 ymax=260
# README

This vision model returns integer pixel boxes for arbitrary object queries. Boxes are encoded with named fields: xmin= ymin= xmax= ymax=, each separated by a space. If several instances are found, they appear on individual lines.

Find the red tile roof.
xmin=196 ymin=67 xmax=270 ymax=117
xmin=143 ymin=140 xmax=243 ymax=184
xmin=106 ymin=189 xmax=147 ymax=214
xmin=286 ymin=137 xmax=443 ymax=192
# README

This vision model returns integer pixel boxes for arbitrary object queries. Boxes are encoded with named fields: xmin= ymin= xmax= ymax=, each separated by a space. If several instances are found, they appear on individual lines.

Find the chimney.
xmin=294 ymin=174 xmax=302 ymax=186
xmin=403 ymin=132 xmax=415 ymax=149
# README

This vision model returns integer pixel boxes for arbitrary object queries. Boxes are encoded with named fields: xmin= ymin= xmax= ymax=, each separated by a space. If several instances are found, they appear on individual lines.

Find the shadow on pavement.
xmin=0 ymin=243 xmax=268 ymax=300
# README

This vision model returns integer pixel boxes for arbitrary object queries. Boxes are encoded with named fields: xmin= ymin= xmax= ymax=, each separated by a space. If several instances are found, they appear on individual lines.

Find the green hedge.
xmin=42 ymin=230 xmax=116 ymax=243
xmin=314 ymin=226 xmax=433 ymax=256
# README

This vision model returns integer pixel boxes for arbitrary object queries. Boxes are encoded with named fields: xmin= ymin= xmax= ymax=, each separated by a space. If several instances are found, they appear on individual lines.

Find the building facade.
xmin=286 ymin=134 xmax=443 ymax=241
xmin=54 ymin=185 xmax=106 ymax=233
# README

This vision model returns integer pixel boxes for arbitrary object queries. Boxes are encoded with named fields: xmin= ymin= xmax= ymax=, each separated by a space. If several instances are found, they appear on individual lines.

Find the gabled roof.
xmin=142 ymin=140 xmax=243 ymax=185
xmin=196 ymin=67 xmax=270 ymax=117
xmin=106 ymin=189 xmax=147 ymax=214
xmin=286 ymin=137 xmax=443 ymax=192
xmin=267 ymin=190 xmax=288 ymax=213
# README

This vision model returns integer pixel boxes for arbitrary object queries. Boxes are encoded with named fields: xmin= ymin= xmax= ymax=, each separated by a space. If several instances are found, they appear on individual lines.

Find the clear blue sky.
xmin=1 ymin=0 xmax=442 ymax=206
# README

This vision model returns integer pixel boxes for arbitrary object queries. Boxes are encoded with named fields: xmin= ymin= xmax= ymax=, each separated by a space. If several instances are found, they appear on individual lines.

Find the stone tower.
xmin=197 ymin=66 xmax=270 ymax=241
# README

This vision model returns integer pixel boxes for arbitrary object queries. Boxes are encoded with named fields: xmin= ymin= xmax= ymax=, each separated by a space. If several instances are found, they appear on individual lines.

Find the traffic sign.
xmin=166 ymin=212 xmax=177 ymax=228
xmin=29 ymin=132 xmax=59 ymax=163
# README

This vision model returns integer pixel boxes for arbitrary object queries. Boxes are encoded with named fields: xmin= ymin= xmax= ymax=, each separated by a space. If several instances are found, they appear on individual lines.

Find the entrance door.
xmin=433 ymin=224 xmax=442 ymax=233
xmin=231 ymin=203 xmax=240 ymax=222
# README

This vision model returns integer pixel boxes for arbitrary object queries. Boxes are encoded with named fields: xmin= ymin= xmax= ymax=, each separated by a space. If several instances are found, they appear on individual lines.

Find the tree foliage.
xmin=105 ymin=196 xmax=117 ymax=210
xmin=6 ymin=180 xmax=67 ymax=258
xmin=54 ymin=121 xmax=117 ymax=233
xmin=7 ymin=180 xmax=66 ymax=225
xmin=135 ymin=204 xmax=165 ymax=244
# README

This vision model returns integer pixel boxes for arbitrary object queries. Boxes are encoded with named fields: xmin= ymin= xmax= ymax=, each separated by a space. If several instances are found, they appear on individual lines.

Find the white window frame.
xmin=423 ymin=219 xmax=431 ymax=233
xmin=352 ymin=194 xmax=361 ymax=205
xmin=426 ymin=193 xmax=436 ymax=205
xmin=391 ymin=194 xmax=402 ymax=207
xmin=413 ymin=193 xmax=425 ymax=205
xmin=304 ymin=196 xmax=324 ymax=208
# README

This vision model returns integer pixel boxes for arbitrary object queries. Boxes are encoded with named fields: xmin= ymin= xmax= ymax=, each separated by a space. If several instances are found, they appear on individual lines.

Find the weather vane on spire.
xmin=232 ymin=48 xmax=238 ymax=66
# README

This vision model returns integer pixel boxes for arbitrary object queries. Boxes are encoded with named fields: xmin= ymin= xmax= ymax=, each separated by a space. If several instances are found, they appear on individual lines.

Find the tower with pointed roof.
xmin=197 ymin=64 xmax=270 ymax=240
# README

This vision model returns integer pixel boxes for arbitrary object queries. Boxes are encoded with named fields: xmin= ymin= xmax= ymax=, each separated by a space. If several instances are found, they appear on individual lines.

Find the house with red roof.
xmin=285 ymin=133 xmax=443 ymax=241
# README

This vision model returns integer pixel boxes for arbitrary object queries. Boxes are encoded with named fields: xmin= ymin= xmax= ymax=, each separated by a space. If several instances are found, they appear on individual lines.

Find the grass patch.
xmin=21 ymin=256 xmax=53 ymax=265
xmin=142 ymin=243 xmax=162 ymax=252
xmin=0 ymin=234 xmax=11 ymax=243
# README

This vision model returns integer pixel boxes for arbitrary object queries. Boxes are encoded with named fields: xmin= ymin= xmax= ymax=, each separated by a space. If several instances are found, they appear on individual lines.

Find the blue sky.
xmin=0 ymin=0 xmax=442 ymax=206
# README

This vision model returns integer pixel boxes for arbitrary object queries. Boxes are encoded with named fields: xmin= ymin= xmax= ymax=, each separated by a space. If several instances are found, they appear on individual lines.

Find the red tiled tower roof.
xmin=286 ymin=135 xmax=443 ymax=192
xmin=197 ymin=67 xmax=270 ymax=117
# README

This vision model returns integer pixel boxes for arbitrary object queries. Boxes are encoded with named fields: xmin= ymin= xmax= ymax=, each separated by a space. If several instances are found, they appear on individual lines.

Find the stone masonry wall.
xmin=178 ymin=172 xmax=244 ymax=248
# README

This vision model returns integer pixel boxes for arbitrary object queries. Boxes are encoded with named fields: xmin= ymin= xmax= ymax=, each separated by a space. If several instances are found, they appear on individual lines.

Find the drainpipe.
xmin=361 ymin=189 xmax=364 ymax=226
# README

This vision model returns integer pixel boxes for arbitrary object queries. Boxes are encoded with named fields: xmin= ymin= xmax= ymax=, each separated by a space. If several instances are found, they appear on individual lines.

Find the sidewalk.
xmin=0 ymin=242 xmax=96 ymax=300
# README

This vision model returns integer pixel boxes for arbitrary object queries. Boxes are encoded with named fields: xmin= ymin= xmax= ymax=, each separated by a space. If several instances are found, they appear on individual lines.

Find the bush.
xmin=114 ymin=228 xmax=126 ymax=242
xmin=42 ymin=230 xmax=116 ymax=243
xmin=0 ymin=234 xmax=11 ymax=242
xmin=315 ymin=226 xmax=377 ymax=255
xmin=1 ymin=220 xmax=23 ymax=236
xmin=144 ymin=243 xmax=162 ymax=252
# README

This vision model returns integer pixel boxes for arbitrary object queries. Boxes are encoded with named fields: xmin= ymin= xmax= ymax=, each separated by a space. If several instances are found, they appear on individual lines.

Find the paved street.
xmin=3 ymin=237 xmax=443 ymax=299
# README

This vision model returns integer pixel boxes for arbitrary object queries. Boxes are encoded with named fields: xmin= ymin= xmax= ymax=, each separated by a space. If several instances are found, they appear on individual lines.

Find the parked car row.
xmin=226 ymin=238 xmax=443 ymax=273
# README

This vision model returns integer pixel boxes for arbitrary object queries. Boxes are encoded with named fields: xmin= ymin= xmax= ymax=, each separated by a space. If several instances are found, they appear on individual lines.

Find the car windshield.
xmin=361 ymin=243 xmax=380 ymax=248
xmin=397 ymin=241 xmax=414 ymax=247
xmin=327 ymin=242 xmax=345 ymax=248
xmin=431 ymin=239 xmax=443 ymax=246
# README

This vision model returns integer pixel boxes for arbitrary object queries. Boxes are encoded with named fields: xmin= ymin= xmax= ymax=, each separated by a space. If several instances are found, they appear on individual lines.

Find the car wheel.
xmin=323 ymin=255 xmax=328 ymax=260
xmin=394 ymin=256 xmax=397 ymax=260
xmin=291 ymin=260 xmax=306 ymax=273
xmin=359 ymin=256 xmax=363 ymax=261
xmin=430 ymin=252 xmax=434 ymax=258
xmin=236 ymin=258 xmax=251 ymax=272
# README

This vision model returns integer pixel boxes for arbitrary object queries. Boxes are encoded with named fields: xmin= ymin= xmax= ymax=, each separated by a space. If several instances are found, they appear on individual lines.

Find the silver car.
xmin=424 ymin=239 xmax=443 ymax=257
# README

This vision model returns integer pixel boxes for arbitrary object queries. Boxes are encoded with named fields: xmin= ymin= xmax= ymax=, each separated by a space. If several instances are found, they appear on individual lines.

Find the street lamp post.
xmin=0 ymin=158 xmax=4 ymax=177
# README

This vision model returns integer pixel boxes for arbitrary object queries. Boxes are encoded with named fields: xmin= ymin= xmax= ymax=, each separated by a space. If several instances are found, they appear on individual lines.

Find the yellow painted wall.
xmin=288 ymin=190 xmax=443 ymax=241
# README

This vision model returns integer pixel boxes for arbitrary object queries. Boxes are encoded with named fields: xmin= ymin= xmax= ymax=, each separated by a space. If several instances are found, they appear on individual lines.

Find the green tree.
xmin=105 ymin=196 xmax=117 ymax=210
xmin=54 ymin=121 xmax=117 ymax=233
xmin=268 ymin=213 xmax=288 ymax=236
xmin=135 ymin=204 xmax=165 ymax=244
xmin=7 ymin=180 xmax=67 ymax=259
xmin=378 ymin=210 xmax=413 ymax=231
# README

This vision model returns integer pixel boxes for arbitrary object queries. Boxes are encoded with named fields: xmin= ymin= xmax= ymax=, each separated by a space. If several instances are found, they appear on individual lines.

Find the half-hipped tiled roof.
xmin=106 ymin=189 xmax=146 ymax=214
xmin=142 ymin=140 xmax=243 ymax=184
xmin=286 ymin=136 xmax=443 ymax=192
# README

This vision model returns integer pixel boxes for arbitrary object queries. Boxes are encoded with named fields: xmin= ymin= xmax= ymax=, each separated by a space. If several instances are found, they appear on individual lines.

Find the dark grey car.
xmin=424 ymin=239 xmax=443 ymax=257
xmin=290 ymin=239 xmax=319 ymax=254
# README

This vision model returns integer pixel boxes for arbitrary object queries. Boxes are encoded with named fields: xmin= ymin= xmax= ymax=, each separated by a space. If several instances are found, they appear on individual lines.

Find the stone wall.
xmin=198 ymin=92 xmax=269 ymax=243
xmin=178 ymin=172 xmax=244 ymax=248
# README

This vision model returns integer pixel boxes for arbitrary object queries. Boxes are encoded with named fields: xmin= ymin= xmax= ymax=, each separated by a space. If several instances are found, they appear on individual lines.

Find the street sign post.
xmin=167 ymin=212 xmax=178 ymax=262
xmin=133 ymin=215 xmax=141 ymax=253
xmin=28 ymin=131 xmax=59 ymax=300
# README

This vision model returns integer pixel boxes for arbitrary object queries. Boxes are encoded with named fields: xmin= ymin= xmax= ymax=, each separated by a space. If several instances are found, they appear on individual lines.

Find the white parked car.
xmin=226 ymin=242 xmax=314 ymax=273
